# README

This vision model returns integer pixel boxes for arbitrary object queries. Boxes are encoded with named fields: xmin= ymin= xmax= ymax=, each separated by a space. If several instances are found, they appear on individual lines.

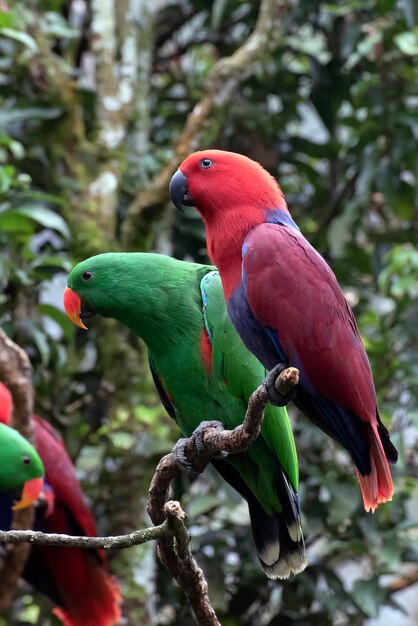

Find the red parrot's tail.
xmin=50 ymin=553 xmax=121 ymax=626
xmin=356 ymin=422 xmax=394 ymax=513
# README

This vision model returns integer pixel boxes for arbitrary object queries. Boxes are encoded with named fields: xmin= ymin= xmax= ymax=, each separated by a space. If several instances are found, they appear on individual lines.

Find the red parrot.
xmin=0 ymin=383 xmax=121 ymax=626
xmin=169 ymin=149 xmax=398 ymax=513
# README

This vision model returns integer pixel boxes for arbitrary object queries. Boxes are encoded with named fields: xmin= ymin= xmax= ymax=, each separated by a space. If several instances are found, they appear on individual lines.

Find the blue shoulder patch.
xmin=200 ymin=270 xmax=219 ymax=344
xmin=265 ymin=208 xmax=300 ymax=232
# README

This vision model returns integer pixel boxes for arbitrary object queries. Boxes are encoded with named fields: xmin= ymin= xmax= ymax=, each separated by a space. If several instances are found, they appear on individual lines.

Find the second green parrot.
xmin=64 ymin=253 xmax=306 ymax=579
xmin=0 ymin=420 xmax=45 ymax=510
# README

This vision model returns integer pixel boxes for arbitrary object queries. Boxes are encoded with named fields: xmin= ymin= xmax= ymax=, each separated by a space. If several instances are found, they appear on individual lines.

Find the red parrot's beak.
xmin=12 ymin=476 xmax=44 ymax=510
xmin=63 ymin=287 xmax=88 ymax=330
xmin=169 ymin=170 xmax=194 ymax=210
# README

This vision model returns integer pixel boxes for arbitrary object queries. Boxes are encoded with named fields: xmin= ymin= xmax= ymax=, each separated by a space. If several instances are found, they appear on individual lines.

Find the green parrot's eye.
xmin=22 ymin=455 xmax=31 ymax=465
xmin=82 ymin=271 xmax=93 ymax=281
xmin=200 ymin=158 xmax=213 ymax=169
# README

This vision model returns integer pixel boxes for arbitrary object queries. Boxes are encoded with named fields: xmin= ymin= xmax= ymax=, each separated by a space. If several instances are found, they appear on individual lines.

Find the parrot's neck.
xmin=203 ymin=208 xmax=262 ymax=300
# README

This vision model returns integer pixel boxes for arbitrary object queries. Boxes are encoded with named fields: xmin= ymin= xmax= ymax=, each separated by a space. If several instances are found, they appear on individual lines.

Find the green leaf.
xmin=395 ymin=31 xmax=418 ymax=56
xmin=0 ymin=210 xmax=35 ymax=233
xmin=9 ymin=205 xmax=70 ymax=238
xmin=42 ymin=12 xmax=79 ymax=39
xmin=0 ymin=10 xmax=16 ymax=29
xmin=0 ymin=134 xmax=25 ymax=160
xmin=16 ymin=190 xmax=66 ymax=207
xmin=0 ymin=107 xmax=62 ymax=127
xmin=211 ymin=0 xmax=229 ymax=29
xmin=187 ymin=495 xmax=220 ymax=517
xmin=0 ymin=165 xmax=15 ymax=193
xmin=28 ymin=325 xmax=51 ymax=365
xmin=352 ymin=577 xmax=387 ymax=618
xmin=0 ymin=27 xmax=38 ymax=51
xmin=30 ymin=255 xmax=72 ymax=272
xmin=37 ymin=303 xmax=74 ymax=341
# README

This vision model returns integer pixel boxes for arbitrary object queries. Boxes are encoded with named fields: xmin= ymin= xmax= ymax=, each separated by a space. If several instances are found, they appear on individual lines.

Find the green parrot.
xmin=0 ymin=421 xmax=45 ymax=509
xmin=64 ymin=253 xmax=307 ymax=579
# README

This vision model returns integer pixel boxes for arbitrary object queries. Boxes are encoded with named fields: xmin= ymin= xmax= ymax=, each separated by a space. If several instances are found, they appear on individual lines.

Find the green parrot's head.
xmin=64 ymin=252 xmax=171 ymax=330
xmin=0 ymin=422 xmax=45 ymax=510
xmin=64 ymin=253 xmax=118 ymax=329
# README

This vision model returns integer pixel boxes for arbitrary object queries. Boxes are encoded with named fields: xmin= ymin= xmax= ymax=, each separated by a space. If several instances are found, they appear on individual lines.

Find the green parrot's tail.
xmin=249 ymin=471 xmax=307 ymax=579
xmin=212 ymin=459 xmax=307 ymax=579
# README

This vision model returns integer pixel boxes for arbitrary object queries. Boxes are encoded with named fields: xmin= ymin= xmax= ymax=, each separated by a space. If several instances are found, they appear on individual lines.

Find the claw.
xmin=192 ymin=420 xmax=225 ymax=453
xmin=263 ymin=363 xmax=298 ymax=407
xmin=172 ymin=438 xmax=199 ymax=478
xmin=172 ymin=421 xmax=228 ymax=477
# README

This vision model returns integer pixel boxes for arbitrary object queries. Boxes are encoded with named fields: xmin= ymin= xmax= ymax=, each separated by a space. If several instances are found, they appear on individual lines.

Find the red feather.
xmin=0 ymin=383 xmax=12 ymax=424
xmin=200 ymin=328 xmax=213 ymax=373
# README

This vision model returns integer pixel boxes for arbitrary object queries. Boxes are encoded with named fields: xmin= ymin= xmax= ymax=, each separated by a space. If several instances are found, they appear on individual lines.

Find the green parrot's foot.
xmin=263 ymin=363 xmax=298 ymax=407
xmin=172 ymin=422 xmax=228 ymax=478
xmin=193 ymin=420 xmax=227 ymax=457
xmin=172 ymin=438 xmax=200 ymax=478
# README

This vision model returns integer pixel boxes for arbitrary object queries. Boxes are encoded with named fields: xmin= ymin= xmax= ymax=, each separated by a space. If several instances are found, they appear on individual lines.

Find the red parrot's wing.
xmin=242 ymin=222 xmax=376 ymax=420
xmin=31 ymin=416 xmax=121 ymax=625
xmin=34 ymin=416 xmax=98 ymax=540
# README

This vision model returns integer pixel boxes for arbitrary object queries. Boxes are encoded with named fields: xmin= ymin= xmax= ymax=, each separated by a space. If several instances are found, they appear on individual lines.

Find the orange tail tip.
xmin=356 ymin=422 xmax=394 ymax=513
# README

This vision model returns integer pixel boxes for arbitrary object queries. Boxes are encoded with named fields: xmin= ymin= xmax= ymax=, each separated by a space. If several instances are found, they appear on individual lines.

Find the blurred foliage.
xmin=0 ymin=0 xmax=417 ymax=625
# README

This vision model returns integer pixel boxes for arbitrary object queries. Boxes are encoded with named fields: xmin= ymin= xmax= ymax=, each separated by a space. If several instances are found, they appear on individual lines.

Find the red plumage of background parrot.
xmin=0 ymin=383 xmax=121 ymax=626
xmin=169 ymin=149 xmax=398 ymax=513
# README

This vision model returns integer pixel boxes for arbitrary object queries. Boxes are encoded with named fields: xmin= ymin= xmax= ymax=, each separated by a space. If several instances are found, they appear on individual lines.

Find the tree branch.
xmin=0 ymin=364 xmax=299 ymax=625
xmin=0 ymin=329 xmax=34 ymax=441
xmin=385 ymin=569 xmax=418 ymax=594
xmin=121 ymin=0 xmax=287 ymax=245
xmin=0 ymin=329 xmax=36 ymax=613
xmin=0 ymin=521 xmax=172 ymax=550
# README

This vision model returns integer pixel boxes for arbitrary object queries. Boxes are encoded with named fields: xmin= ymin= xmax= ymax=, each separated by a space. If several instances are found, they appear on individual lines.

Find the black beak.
xmin=169 ymin=170 xmax=194 ymax=210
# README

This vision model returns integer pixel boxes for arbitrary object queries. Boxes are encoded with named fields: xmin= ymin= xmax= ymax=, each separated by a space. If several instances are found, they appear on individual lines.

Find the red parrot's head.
xmin=169 ymin=150 xmax=287 ymax=220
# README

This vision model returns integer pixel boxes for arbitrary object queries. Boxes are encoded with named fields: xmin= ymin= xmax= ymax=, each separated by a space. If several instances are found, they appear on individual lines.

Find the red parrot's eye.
xmin=22 ymin=455 xmax=31 ymax=465
xmin=82 ymin=271 xmax=93 ymax=281
xmin=200 ymin=158 xmax=213 ymax=169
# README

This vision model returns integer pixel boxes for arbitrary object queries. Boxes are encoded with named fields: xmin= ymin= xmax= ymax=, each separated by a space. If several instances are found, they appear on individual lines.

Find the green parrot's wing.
xmin=200 ymin=270 xmax=299 ymax=490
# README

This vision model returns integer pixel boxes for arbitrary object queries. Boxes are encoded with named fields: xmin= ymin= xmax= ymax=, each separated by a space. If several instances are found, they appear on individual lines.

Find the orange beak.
xmin=63 ymin=287 xmax=88 ymax=330
xmin=12 ymin=476 xmax=44 ymax=510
